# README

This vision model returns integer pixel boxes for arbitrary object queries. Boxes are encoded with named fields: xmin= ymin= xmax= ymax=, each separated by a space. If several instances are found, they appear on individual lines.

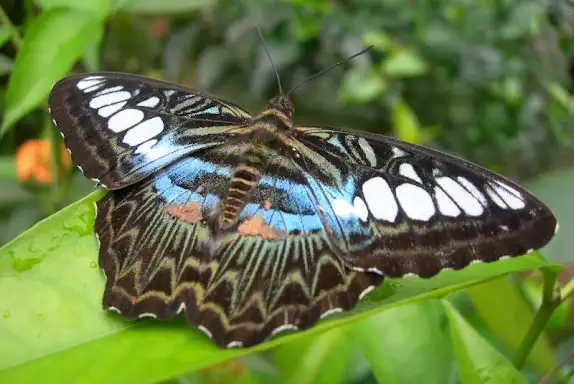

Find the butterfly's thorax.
xmin=219 ymin=107 xmax=294 ymax=229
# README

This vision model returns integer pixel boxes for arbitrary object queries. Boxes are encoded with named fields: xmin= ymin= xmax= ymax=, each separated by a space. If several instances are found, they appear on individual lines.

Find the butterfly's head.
xmin=266 ymin=94 xmax=294 ymax=119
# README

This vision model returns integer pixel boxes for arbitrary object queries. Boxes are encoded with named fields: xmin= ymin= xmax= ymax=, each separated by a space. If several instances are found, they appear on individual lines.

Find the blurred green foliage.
xmin=0 ymin=0 xmax=573 ymax=383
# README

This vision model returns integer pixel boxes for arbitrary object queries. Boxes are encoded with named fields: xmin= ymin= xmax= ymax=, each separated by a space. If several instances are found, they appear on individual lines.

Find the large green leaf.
xmin=352 ymin=300 xmax=452 ymax=384
xmin=35 ymin=0 xmax=111 ymax=14
xmin=113 ymin=0 xmax=214 ymax=14
xmin=1 ymin=9 xmax=103 ymax=134
xmin=443 ymin=300 xmax=527 ymax=384
xmin=270 ymin=327 xmax=354 ymax=384
xmin=0 ymin=191 xmax=557 ymax=383
xmin=467 ymin=278 xmax=557 ymax=373
xmin=527 ymin=168 xmax=574 ymax=265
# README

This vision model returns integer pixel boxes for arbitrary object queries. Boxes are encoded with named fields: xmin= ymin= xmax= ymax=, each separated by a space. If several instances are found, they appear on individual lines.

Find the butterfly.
xmin=48 ymin=70 xmax=557 ymax=348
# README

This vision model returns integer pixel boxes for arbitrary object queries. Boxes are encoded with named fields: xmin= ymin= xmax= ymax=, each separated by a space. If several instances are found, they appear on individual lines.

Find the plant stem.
xmin=0 ymin=5 xmax=23 ymax=49
xmin=512 ymin=269 xmax=559 ymax=369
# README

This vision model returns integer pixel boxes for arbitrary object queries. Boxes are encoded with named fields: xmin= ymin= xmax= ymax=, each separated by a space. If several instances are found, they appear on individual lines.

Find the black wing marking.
xmin=97 ymin=144 xmax=382 ymax=348
xmin=292 ymin=125 xmax=558 ymax=278
xmin=48 ymin=72 xmax=252 ymax=189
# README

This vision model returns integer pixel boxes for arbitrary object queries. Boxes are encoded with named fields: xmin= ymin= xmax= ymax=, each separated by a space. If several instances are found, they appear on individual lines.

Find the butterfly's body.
xmin=49 ymin=72 xmax=557 ymax=348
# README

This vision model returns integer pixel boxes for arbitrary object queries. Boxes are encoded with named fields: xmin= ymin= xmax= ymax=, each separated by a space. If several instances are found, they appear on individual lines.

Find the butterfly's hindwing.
xmin=49 ymin=73 xmax=252 ymax=189
xmin=293 ymin=126 xmax=557 ymax=277
xmin=96 ymin=144 xmax=382 ymax=347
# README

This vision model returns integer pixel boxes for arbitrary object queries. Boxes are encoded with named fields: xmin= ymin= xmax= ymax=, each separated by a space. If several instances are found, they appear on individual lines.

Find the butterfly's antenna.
xmin=256 ymin=25 xmax=283 ymax=95
xmin=286 ymin=45 xmax=374 ymax=97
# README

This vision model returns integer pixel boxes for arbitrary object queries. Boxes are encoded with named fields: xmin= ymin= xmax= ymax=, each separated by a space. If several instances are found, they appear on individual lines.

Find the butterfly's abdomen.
xmin=221 ymin=149 xmax=264 ymax=227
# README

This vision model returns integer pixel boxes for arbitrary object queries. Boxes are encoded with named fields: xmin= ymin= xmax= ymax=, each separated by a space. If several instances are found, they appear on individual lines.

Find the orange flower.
xmin=15 ymin=139 xmax=71 ymax=184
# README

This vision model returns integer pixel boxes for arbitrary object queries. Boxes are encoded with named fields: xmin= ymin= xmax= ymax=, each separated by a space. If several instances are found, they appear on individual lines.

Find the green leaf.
xmin=352 ymin=300 xmax=452 ymax=384
xmin=0 ymin=156 xmax=16 ymax=181
xmin=114 ymin=0 xmax=214 ymax=14
xmin=467 ymin=278 xmax=557 ymax=373
xmin=1 ymin=9 xmax=103 ymax=134
xmin=527 ymin=168 xmax=574 ymax=265
xmin=0 ymin=27 xmax=15 ymax=48
xmin=0 ymin=191 xmax=556 ymax=383
xmin=338 ymin=66 xmax=386 ymax=104
xmin=35 ymin=0 xmax=111 ymax=15
xmin=0 ymin=181 xmax=33 ymax=207
xmin=271 ymin=328 xmax=354 ymax=384
xmin=443 ymin=300 xmax=528 ymax=384
xmin=0 ymin=54 xmax=14 ymax=75
xmin=383 ymin=49 xmax=427 ymax=78
xmin=392 ymin=100 xmax=423 ymax=144
xmin=361 ymin=31 xmax=393 ymax=51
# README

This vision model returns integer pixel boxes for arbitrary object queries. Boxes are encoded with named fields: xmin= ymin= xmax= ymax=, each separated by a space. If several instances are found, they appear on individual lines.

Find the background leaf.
xmin=352 ymin=300 xmax=453 ymax=384
xmin=1 ymin=9 xmax=103 ymax=134
xmin=443 ymin=300 xmax=528 ymax=384
xmin=35 ymin=0 xmax=111 ymax=14
xmin=114 ymin=0 xmax=214 ymax=14
xmin=467 ymin=278 xmax=557 ymax=372
xmin=527 ymin=168 xmax=574 ymax=265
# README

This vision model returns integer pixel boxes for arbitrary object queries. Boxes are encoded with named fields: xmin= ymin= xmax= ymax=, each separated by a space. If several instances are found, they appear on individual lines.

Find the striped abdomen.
xmin=220 ymin=149 xmax=264 ymax=227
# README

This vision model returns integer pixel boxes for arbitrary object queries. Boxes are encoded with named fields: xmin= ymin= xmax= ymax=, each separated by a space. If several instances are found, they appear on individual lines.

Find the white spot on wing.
xmin=486 ymin=185 xmax=508 ymax=208
xmin=331 ymin=197 xmax=369 ymax=222
xmin=362 ymin=176 xmax=398 ymax=222
xmin=123 ymin=116 xmax=164 ymax=146
xmin=457 ymin=177 xmax=487 ymax=205
xmin=434 ymin=186 xmax=461 ymax=217
xmin=392 ymin=147 xmax=407 ymax=158
xmin=83 ymin=83 xmax=106 ymax=93
xmin=77 ymin=77 xmax=104 ymax=90
xmin=491 ymin=181 xmax=525 ymax=209
xmin=353 ymin=196 xmax=369 ymax=221
xmin=107 ymin=306 xmax=121 ymax=314
xmin=138 ymin=312 xmax=157 ymax=319
xmin=358 ymin=137 xmax=377 ymax=166
xmin=96 ymin=85 xmax=124 ymax=95
xmin=367 ymin=267 xmax=383 ymax=275
xmin=98 ymin=101 xmax=128 ymax=118
xmin=137 ymin=96 xmax=160 ymax=108
xmin=396 ymin=183 xmax=435 ymax=221
xmin=226 ymin=341 xmax=244 ymax=348
xmin=198 ymin=325 xmax=213 ymax=339
xmin=134 ymin=139 xmax=158 ymax=154
xmin=359 ymin=285 xmax=375 ymax=300
xmin=176 ymin=303 xmax=186 ymax=314
xmin=108 ymin=109 xmax=145 ymax=132
xmin=320 ymin=307 xmax=343 ymax=319
xmin=436 ymin=177 xmax=483 ymax=216
xmin=399 ymin=163 xmax=422 ymax=183
xmin=271 ymin=324 xmax=298 ymax=336
xmin=89 ymin=91 xmax=131 ymax=109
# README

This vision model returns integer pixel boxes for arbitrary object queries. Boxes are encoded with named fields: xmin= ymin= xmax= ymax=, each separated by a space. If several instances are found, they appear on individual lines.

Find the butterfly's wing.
xmin=290 ymin=126 xmax=557 ymax=278
xmin=97 ymin=143 xmax=382 ymax=347
xmin=49 ymin=72 xmax=251 ymax=189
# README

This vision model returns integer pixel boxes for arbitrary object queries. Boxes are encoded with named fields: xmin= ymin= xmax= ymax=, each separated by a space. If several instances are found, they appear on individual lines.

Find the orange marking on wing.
xmin=165 ymin=202 xmax=202 ymax=223
xmin=238 ymin=216 xmax=285 ymax=240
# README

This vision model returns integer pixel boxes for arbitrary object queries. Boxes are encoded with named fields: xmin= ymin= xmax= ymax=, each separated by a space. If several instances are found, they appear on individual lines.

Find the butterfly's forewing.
xmin=292 ymin=126 xmax=557 ymax=278
xmin=97 ymin=143 xmax=382 ymax=347
xmin=49 ymin=72 xmax=251 ymax=189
